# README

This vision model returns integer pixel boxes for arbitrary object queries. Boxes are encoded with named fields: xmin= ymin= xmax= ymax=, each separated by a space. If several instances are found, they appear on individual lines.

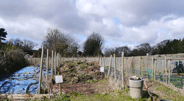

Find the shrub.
xmin=0 ymin=49 xmax=29 ymax=75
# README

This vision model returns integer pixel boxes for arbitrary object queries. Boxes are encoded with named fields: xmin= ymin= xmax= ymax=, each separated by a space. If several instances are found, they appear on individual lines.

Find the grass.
xmin=70 ymin=90 xmax=149 ymax=101
xmin=150 ymin=80 xmax=184 ymax=101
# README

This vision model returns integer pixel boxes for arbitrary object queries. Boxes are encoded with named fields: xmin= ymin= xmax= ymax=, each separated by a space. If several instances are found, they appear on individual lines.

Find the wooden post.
xmin=34 ymin=58 xmax=36 ymax=64
xmin=100 ymin=57 xmax=102 ymax=66
xmin=139 ymin=56 xmax=141 ymax=77
xmin=168 ymin=60 xmax=171 ymax=84
xmin=108 ymin=55 xmax=112 ymax=76
xmin=55 ymin=51 xmax=56 ymax=75
xmin=38 ymin=45 xmax=44 ymax=94
xmin=51 ymin=50 xmax=54 ymax=80
xmin=46 ymin=49 xmax=49 ymax=89
xmin=122 ymin=52 xmax=125 ymax=89
xmin=165 ymin=55 xmax=167 ymax=83
xmin=103 ymin=56 xmax=106 ymax=77
xmin=152 ymin=57 xmax=154 ymax=80
xmin=154 ymin=59 xmax=156 ymax=80
xmin=57 ymin=53 xmax=59 ymax=67
xmin=114 ymin=54 xmax=116 ymax=81
xmin=103 ymin=56 xmax=105 ymax=67
xmin=57 ymin=72 xmax=61 ymax=95
xmin=162 ymin=60 xmax=164 ymax=82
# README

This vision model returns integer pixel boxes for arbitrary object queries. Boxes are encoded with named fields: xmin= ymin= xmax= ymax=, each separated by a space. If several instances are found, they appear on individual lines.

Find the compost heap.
xmin=57 ymin=59 xmax=105 ymax=84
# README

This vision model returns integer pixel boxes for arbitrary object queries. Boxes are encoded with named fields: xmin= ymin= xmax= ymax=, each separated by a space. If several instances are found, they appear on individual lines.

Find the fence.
xmin=26 ymin=52 xmax=184 ymax=90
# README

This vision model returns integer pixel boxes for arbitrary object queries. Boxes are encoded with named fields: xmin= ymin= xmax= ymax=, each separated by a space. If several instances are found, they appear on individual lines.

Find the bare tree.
xmin=104 ymin=48 xmax=115 ymax=57
xmin=22 ymin=39 xmax=37 ymax=50
xmin=42 ymin=28 xmax=78 ymax=57
xmin=83 ymin=33 xmax=104 ymax=56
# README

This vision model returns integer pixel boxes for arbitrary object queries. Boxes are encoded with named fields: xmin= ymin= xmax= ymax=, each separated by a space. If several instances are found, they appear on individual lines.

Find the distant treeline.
xmin=104 ymin=39 xmax=184 ymax=57
xmin=2 ymin=27 xmax=184 ymax=58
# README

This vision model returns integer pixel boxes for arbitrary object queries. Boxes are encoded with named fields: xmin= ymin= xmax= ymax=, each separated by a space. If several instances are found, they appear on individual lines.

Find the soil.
xmin=50 ymin=60 xmax=105 ymax=95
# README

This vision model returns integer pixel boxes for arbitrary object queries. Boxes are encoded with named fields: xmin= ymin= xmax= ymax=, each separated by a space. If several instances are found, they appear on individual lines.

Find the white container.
xmin=129 ymin=78 xmax=143 ymax=99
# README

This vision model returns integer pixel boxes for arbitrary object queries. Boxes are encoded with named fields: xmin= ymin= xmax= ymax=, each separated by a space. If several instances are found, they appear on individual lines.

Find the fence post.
xmin=103 ymin=56 xmax=105 ymax=67
xmin=34 ymin=58 xmax=36 ymax=64
xmin=168 ymin=60 xmax=171 ymax=84
xmin=46 ymin=49 xmax=49 ymax=89
xmin=55 ymin=51 xmax=57 ymax=75
xmin=154 ymin=58 xmax=156 ymax=81
xmin=57 ymin=53 xmax=59 ymax=67
xmin=38 ymin=45 xmax=44 ymax=94
xmin=51 ymin=50 xmax=54 ymax=80
xmin=108 ymin=55 xmax=112 ymax=76
xmin=152 ymin=57 xmax=154 ymax=80
xmin=147 ymin=56 xmax=149 ymax=79
xmin=103 ymin=56 xmax=106 ymax=77
xmin=114 ymin=54 xmax=116 ymax=81
xmin=162 ymin=60 xmax=164 ymax=82
xmin=100 ymin=57 xmax=102 ymax=66
xmin=139 ymin=56 xmax=141 ymax=77
xmin=122 ymin=52 xmax=125 ymax=89
xmin=165 ymin=55 xmax=167 ymax=84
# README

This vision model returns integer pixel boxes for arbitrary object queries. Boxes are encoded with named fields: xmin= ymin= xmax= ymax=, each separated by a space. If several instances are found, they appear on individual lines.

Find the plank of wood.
xmin=0 ymin=94 xmax=54 ymax=100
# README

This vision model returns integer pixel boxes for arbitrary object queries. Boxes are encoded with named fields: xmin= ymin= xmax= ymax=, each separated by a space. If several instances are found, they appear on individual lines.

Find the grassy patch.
xmin=70 ymin=89 xmax=148 ymax=101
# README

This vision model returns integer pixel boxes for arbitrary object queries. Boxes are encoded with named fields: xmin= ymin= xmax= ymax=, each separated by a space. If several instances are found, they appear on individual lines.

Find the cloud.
xmin=1 ymin=0 xmax=184 ymax=51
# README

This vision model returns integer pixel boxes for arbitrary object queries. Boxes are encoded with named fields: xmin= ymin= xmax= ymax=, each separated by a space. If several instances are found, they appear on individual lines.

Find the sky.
xmin=1 ymin=0 xmax=184 ymax=52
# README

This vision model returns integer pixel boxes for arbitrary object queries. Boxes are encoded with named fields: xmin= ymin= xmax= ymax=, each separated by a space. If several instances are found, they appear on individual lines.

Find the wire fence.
xmin=26 ymin=53 xmax=184 ymax=89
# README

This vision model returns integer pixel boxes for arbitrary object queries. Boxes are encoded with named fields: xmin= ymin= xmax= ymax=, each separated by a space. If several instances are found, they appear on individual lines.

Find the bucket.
xmin=129 ymin=76 xmax=143 ymax=99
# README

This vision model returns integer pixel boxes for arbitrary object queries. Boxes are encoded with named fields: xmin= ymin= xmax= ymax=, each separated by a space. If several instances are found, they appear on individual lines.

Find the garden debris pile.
xmin=58 ymin=59 xmax=104 ymax=84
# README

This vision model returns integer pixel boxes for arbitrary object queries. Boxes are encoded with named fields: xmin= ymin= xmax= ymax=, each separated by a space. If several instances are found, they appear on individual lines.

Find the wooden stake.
xmin=152 ymin=57 xmax=154 ymax=80
xmin=100 ymin=57 xmax=102 ymax=66
xmin=46 ymin=49 xmax=49 ymax=89
xmin=168 ymin=60 xmax=171 ymax=84
xmin=154 ymin=59 xmax=156 ymax=80
xmin=51 ymin=50 xmax=54 ymax=80
xmin=38 ymin=45 xmax=44 ymax=94
xmin=103 ymin=56 xmax=105 ymax=67
xmin=108 ymin=55 xmax=112 ymax=76
xmin=58 ymin=72 xmax=61 ymax=95
xmin=139 ymin=56 xmax=141 ymax=77
xmin=122 ymin=52 xmax=125 ymax=89
xmin=162 ymin=60 xmax=164 ymax=82
xmin=165 ymin=55 xmax=167 ymax=83
xmin=56 ymin=53 xmax=59 ymax=67
xmin=114 ymin=54 xmax=116 ymax=81
xmin=55 ymin=51 xmax=56 ymax=75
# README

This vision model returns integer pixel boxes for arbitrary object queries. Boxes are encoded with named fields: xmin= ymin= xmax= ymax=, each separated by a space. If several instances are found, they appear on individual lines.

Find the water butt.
xmin=129 ymin=76 xmax=143 ymax=99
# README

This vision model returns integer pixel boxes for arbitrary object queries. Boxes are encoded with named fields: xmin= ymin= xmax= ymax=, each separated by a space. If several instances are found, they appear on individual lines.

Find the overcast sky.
xmin=1 ymin=0 xmax=184 ymax=51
